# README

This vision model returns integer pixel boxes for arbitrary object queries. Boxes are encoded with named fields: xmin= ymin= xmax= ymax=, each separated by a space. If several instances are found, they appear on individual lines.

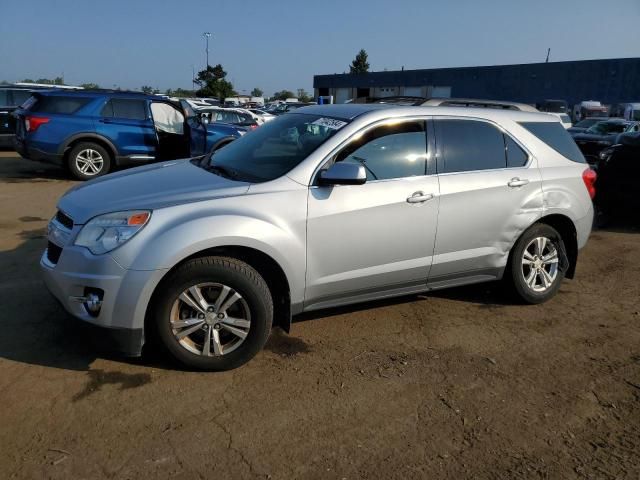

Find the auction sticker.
xmin=311 ymin=117 xmax=347 ymax=130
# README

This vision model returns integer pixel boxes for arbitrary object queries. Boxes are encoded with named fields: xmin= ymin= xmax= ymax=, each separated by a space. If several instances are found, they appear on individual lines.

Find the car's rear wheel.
xmin=153 ymin=256 xmax=273 ymax=371
xmin=67 ymin=142 xmax=112 ymax=180
xmin=508 ymin=223 xmax=565 ymax=304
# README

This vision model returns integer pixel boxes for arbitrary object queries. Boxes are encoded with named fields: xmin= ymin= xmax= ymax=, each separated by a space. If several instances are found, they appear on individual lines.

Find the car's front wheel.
xmin=153 ymin=256 xmax=273 ymax=371
xmin=67 ymin=142 xmax=112 ymax=180
xmin=508 ymin=223 xmax=566 ymax=304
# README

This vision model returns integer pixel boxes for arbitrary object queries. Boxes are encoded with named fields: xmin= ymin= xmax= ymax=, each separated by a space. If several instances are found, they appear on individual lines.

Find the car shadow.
xmin=0 ymin=154 xmax=71 ymax=182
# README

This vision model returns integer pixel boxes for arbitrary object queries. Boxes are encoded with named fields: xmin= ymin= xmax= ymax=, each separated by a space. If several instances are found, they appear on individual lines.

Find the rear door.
xmin=428 ymin=117 xmax=544 ymax=287
xmin=179 ymin=100 xmax=207 ymax=155
xmin=96 ymin=98 xmax=157 ymax=160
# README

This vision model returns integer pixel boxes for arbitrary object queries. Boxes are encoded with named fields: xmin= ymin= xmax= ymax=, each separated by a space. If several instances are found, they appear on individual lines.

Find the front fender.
xmin=110 ymin=190 xmax=308 ymax=306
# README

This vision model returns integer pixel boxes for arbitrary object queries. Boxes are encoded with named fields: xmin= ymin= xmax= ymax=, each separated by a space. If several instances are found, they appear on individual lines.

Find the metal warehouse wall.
xmin=313 ymin=58 xmax=640 ymax=106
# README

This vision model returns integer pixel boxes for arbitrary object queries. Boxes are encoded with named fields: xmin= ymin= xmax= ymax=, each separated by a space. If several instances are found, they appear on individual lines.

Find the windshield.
xmin=559 ymin=114 xmax=571 ymax=123
xmin=201 ymin=113 xmax=348 ymax=182
xmin=575 ymin=118 xmax=602 ymax=128
xmin=586 ymin=122 xmax=627 ymax=135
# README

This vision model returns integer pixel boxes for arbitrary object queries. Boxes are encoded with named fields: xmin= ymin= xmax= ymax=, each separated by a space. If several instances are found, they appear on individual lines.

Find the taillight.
xmin=25 ymin=116 xmax=50 ymax=132
xmin=582 ymin=168 xmax=597 ymax=199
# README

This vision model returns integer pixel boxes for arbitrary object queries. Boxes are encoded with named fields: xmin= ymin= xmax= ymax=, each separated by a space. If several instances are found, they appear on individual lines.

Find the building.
xmin=313 ymin=57 xmax=640 ymax=107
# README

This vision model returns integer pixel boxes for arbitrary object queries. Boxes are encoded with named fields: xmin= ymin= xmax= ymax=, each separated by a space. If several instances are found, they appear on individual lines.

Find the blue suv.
xmin=14 ymin=90 xmax=245 ymax=180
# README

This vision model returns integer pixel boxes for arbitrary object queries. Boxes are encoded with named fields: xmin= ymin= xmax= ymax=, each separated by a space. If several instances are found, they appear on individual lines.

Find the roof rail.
xmin=358 ymin=96 xmax=427 ymax=106
xmin=421 ymin=98 xmax=539 ymax=112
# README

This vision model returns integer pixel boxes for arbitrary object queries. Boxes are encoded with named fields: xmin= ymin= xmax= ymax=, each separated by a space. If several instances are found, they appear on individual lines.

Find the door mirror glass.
xmin=319 ymin=162 xmax=367 ymax=185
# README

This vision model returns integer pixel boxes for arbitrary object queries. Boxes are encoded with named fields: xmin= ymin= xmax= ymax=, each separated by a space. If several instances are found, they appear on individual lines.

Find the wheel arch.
xmin=60 ymin=133 xmax=118 ymax=164
xmin=146 ymin=245 xmax=292 ymax=338
xmin=535 ymin=214 xmax=578 ymax=279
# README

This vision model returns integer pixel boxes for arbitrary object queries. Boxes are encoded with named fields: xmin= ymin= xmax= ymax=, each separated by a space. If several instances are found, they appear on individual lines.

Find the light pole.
xmin=203 ymin=32 xmax=212 ymax=69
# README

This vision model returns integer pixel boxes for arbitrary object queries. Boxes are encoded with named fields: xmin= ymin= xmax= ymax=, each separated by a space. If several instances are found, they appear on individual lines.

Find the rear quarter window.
xmin=31 ymin=96 xmax=92 ymax=114
xmin=519 ymin=121 xmax=586 ymax=163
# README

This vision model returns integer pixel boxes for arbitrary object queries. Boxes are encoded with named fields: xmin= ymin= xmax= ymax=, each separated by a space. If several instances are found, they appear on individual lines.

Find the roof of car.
xmin=33 ymin=89 xmax=164 ymax=99
xmin=294 ymin=103 xmax=557 ymax=123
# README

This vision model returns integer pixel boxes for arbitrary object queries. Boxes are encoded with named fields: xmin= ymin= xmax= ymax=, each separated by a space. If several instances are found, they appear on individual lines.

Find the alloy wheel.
xmin=169 ymin=282 xmax=251 ymax=356
xmin=75 ymin=149 xmax=104 ymax=176
xmin=521 ymin=236 xmax=559 ymax=293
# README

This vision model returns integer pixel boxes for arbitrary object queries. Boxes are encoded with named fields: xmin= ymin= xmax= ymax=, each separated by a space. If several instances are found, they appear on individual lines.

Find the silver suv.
xmin=42 ymin=104 xmax=596 ymax=370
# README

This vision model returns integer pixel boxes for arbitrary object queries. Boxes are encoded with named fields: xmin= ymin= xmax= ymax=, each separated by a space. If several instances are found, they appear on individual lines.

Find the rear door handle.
xmin=407 ymin=191 xmax=434 ymax=204
xmin=508 ymin=177 xmax=530 ymax=188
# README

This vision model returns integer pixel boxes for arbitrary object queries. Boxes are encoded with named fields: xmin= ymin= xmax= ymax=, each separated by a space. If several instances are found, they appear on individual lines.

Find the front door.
xmin=305 ymin=119 xmax=440 ymax=310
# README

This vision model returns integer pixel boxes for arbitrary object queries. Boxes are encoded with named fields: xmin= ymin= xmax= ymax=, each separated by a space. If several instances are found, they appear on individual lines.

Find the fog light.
xmin=85 ymin=293 xmax=102 ymax=314
xmin=83 ymin=288 xmax=104 ymax=316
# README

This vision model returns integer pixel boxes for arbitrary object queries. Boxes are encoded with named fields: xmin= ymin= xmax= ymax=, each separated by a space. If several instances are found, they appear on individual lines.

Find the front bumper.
xmin=41 ymin=243 xmax=167 ymax=356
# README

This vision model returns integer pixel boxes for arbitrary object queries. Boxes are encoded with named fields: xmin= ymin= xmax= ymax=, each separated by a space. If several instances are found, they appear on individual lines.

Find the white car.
xmin=546 ymin=112 xmax=572 ymax=129
xmin=249 ymin=108 xmax=276 ymax=123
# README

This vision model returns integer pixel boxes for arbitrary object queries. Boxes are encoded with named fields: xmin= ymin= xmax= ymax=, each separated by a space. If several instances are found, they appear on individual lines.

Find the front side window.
xmin=436 ymin=119 xmax=506 ymax=173
xmin=202 ymin=113 xmax=348 ymax=182
xmin=334 ymin=121 xmax=427 ymax=181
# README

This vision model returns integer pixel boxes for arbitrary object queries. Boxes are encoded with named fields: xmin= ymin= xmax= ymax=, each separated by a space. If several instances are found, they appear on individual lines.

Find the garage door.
xmin=404 ymin=86 xmax=422 ymax=97
xmin=335 ymin=88 xmax=351 ymax=104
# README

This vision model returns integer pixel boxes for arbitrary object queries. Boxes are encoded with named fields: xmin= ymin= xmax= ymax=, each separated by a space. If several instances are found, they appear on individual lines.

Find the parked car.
xmin=42 ymin=103 xmax=595 ymax=370
xmin=572 ymin=119 xmax=639 ymax=165
xmin=594 ymin=132 xmax=640 ymax=222
xmin=0 ymin=86 xmax=34 ymax=148
xmin=248 ymin=108 xmax=276 ymax=123
xmin=271 ymin=102 xmax=316 ymax=115
xmin=546 ymin=112 xmax=572 ymax=129
xmin=197 ymin=107 xmax=260 ymax=129
xmin=537 ymin=99 xmax=569 ymax=114
xmin=572 ymin=101 xmax=608 ymax=123
xmin=13 ymin=90 xmax=244 ymax=180
xmin=568 ymin=117 xmax=609 ymax=135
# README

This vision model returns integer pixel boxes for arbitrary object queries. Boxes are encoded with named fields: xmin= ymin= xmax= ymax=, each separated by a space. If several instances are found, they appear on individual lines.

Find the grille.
xmin=55 ymin=210 xmax=73 ymax=230
xmin=46 ymin=241 xmax=62 ymax=264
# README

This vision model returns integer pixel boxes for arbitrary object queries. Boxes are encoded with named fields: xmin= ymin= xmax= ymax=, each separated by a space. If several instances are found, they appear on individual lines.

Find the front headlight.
xmin=75 ymin=210 xmax=151 ymax=255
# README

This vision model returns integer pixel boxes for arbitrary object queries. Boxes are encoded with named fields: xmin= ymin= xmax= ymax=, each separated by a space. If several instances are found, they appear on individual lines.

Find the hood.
xmin=59 ymin=159 xmax=250 ymax=224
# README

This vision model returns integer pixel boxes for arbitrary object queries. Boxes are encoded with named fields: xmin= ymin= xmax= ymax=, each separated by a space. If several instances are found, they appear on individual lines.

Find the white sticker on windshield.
xmin=311 ymin=117 xmax=347 ymax=130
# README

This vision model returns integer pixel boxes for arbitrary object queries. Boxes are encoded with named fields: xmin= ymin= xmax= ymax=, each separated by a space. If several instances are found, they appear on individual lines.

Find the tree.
xmin=349 ymin=49 xmax=370 ymax=74
xmin=250 ymin=87 xmax=263 ymax=97
xmin=141 ymin=85 xmax=160 ymax=94
xmin=166 ymin=88 xmax=195 ymax=97
xmin=80 ymin=82 xmax=100 ymax=89
xmin=297 ymin=88 xmax=312 ymax=102
xmin=271 ymin=90 xmax=296 ymax=101
xmin=194 ymin=64 xmax=235 ymax=100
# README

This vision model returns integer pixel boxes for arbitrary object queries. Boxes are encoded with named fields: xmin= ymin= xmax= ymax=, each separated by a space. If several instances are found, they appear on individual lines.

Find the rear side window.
xmin=12 ymin=90 xmax=32 ymax=106
xmin=101 ymin=99 xmax=147 ymax=120
xmin=505 ymin=136 xmax=529 ymax=168
xmin=519 ymin=121 xmax=585 ymax=163
xmin=0 ymin=90 xmax=8 ymax=107
xmin=437 ymin=119 xmax=506 ymax=173
xmin=31 ymin=96 xmax=92 ymax=114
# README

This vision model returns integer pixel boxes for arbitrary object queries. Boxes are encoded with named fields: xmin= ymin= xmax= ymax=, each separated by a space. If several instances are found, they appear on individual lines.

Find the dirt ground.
xmin=0 ymin=150 xmax=639 ymax=480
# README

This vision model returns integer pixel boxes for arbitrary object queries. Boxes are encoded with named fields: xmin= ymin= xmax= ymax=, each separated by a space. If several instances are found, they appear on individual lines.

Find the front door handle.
xmin=407 ymin=191 xmax=434 ymax=204
xmin=508 ymin=177 xmax=530 ymax=188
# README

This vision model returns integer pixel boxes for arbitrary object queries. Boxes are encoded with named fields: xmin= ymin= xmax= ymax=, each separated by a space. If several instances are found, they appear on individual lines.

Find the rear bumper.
xmin=14 ymin=138 xmax=63 ymax=164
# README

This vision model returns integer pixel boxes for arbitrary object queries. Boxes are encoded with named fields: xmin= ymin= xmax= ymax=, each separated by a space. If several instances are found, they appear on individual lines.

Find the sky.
xmin=1 ymin=0 xmax=639 ymax=96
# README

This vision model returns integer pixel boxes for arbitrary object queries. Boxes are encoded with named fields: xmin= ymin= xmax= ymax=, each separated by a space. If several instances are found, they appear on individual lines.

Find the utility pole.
xmin=545 ymin=48 xmax=551 ymax=63
xmin=203 ymin=32 xmax=212 ymax=69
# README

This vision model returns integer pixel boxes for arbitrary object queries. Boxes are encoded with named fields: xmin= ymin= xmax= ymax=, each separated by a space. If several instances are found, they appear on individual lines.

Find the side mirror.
xmin=318 ymin=162 xmax=367 ymax=186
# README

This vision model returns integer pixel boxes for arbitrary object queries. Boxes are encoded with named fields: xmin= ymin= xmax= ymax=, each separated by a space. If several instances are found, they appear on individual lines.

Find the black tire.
xmin=67 ymin=142 xmax=112 ymax=180
xmin=153 ymin=256 xmax=273 ymax=371
xmin=507 ymin=223 xmax=566 ymax=304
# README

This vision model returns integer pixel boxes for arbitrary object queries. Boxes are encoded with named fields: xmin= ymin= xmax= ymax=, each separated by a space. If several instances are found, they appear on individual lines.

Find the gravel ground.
xmin=1 ymin=151 xmax=639 ymax=479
